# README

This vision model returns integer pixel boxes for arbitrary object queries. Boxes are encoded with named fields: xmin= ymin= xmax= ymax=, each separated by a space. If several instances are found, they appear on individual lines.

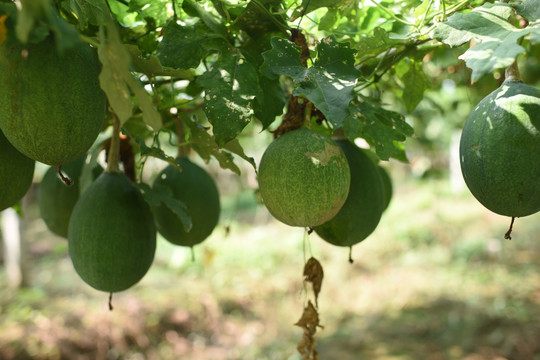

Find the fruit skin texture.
xmin=314 ymin=140 xmax=385 ymax=247
xmin=68 ymin=172 xmax=156 ymax=293
xmin=0 ymin=36 xmax=106 ymax=166
xmin=38 ymin=155 xmax=102 ymax=238
xmin=153 ymin=157 xmax=220 ymax=247
xmin=460 ymin=80 xmax=540 ymax=217
xmin=257 ymin=127 xmax=351 ymax=227
xmin=0 ymin=129 xmax=35 ymax=211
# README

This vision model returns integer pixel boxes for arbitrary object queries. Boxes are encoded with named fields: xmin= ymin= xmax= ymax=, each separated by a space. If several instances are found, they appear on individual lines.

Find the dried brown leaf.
xmin=295 ymin=301 xmax=321 ymax=360
xmin=294 ymin=301 xmax=319 ymax=334
xmin=303 ymin=257 xmax=323 ymax=307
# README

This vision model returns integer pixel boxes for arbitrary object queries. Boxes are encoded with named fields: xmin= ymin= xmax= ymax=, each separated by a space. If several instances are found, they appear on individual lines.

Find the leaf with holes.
xmin=432 ymin=2 xmax=540 ymax=81
xmin=183 ymin=117 xmax=242 ymax=175
xmin=196 ymin=53 xmax=262 ymax=146
xmin=345 ymin=99 xmax=413 ymax=161
xmin=262 ymin=36 xmax=360 ymax=128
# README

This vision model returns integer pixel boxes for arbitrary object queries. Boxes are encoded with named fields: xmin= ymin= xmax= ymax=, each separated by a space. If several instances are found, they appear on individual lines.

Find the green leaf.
xmin=134 ymin=182 xmax=193 ymax=232
xmin=232 ymin=0 xmax=288 ymax=37
xmin=126 ymin=44 xmax=194 ymax=79
xmin=98 ymin=20 xmax=162 ymax=130
xmin=432 ymin=4 xmax=516 ymax=47
xmin=345 ymin=100 xmax=413 ymax=161
xmin=262 ymin=36 xmax=360 ymax=128
xmin=291 ymin=0 xmax=353 ymax=20
xmin=514 ymin=0 xmax=540 ymax=23
xmin=183 ymin=117 xmax=242 ymax=175
xmin=123 ymin=128 xmax=180 ymax=170
xmin=398 ymin=59 xmax=431 ymax=113
xmin=127 ymin=0 xmax=169 ymax=26
xmin=356 ymin=27 xmax=401 ymax=61
xmin=432 ymin=2 xmax=539 ymax=81
xmin=223 ymin=139 xmax=256 ymax=170
xmin=459 ymin=40 xmax=526 ymax=80
xmin=261 ymin=37 xmax=305 ymax=79
xmin=253 ymin=75 xmax=286 ymax=129
xmin=61 ymin=0 xmax=108 ymax=29
xmin=318 ymin=8 xmax=339 ymax=31
xmin=157 ymin=21 xmax=227 ymax=70
xmin=196 ymin=53 xmax=261 ymax=146
xmin=14 ymin=0 xmax=79 ymax=51
xmin=182 ymin=0 xmax=228 ymax=36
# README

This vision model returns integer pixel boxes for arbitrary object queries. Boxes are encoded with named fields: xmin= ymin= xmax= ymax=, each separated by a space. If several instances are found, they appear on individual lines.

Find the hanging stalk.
xmin=175 ymin=116 xmax=190 ymax=158
xmin=505 ymin=61 xmax=522 ymax=82
xmin=106 ymin=114 xmax=121 ymax=173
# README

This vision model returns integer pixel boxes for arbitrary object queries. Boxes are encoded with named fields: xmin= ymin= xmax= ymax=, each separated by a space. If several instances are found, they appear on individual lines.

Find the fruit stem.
xmin=348 ymin=246 xmax=354 ymax=264
xmin=176 ymin=116 xmax=190 ymax=158
xmin=333 ymin=128 xmax=347 ymax=141
xmin=106 ymin=115 xmax=121 ymax=173
xmin=57 ymin=165 xmax=73 ymax=186
xmin=504 ymin=61 xmax=522 ymax=82
xmin=504 ymin=216 xmax=515 ymax=240
xmin=108 ymin=292 xmax=114 ymax=311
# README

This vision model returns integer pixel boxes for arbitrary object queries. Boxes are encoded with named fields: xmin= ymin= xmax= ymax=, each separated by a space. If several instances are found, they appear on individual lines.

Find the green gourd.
xmin=314 ymin=140 xmax=385 ymax=247
xmin=0 ymin=36 xmax=106 ymax=166
xmin=153 ymin=157 xmax=220 ymax=247
xmin=38 ymin=155 xmax=102 ymax=238
xmin=460 ymin=79 xmax=540 ymax=217
xmin=257 ymin=127 xmax=351 ymax=227
xmin=0 ymin=129 xmax=35 ymax=211
xmin=68 ymin=172 xmax=156 ymax=293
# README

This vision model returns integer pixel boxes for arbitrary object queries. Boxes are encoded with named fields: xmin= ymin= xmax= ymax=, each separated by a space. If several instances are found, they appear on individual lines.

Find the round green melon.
xmin=378 ymin=165 xmax=393 ymax=211
xmin=257 ymin=127 xmax=351 ymax=227
xmin=38 ymin=155 xmax=103 ymax=238
xmin=314 ymin=140 xmax=385 ymax=247
xmin=68 ymin=172 xmax=156 ymax=293
xmin=0 ymin=129 xmax=35 ymax=211
xmin=460 ymin=80 xmax=540 ymax=217
xmin=0 ymin=36 xmax=106 ymax=166
xmin=153 ymin=157 xmax=220 ymax=247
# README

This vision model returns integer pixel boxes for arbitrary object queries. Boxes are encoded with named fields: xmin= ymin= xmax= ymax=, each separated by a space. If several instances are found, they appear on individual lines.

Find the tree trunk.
xmin=1 ymin=208 xmax=29 ymax=288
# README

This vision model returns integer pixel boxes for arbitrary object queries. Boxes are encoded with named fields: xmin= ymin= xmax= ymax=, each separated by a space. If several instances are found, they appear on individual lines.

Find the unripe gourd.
xmin=153 ymin=157 xmax=220 ymax=247
xmin=68 ymin=172 xmax=156 ymax=293
xmin=460 ymin=79 xmax=540 ymax=217
xmin=314 ymin=140 xmax=385 ymax=247
xmin=0 ymin=129 xmax=35 ymax=211
xmin=0 ymin=36 xmax=106 ymax=166
xmin=257 ymin=127 xmax=351 ymax=227
xmin=38 ymin=155 xmax=103 ymax=238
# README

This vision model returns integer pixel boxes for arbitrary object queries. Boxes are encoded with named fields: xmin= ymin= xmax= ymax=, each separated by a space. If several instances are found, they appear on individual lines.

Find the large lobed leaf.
xmin=261 ymin=36 xmax=361 ymax=128
xmin=344 ymin=99 xmax=413 ymax=161
xmin=183 ymin=116 xmax=255 ymax=175
xmin=432 ymin=1 xmax=540 ymax=81
xmin=157 ymin=21 xmax=227 ymax=70
xmin=196 ymin=53 xmax=262 ymax=146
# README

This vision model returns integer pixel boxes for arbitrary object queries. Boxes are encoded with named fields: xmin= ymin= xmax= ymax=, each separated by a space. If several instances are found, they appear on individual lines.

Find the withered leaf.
xmin=295 ymin=300 xmax=321 ymax=360
xmin=303 ymin=257 xmax=323 ymax=307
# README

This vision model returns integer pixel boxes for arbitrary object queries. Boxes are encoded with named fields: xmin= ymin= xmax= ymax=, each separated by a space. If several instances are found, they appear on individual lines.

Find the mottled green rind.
xmin=38 ymin=155 xmax=102 ymax=238
xmin=460 ymin=80 xmax=540 ymax=217
xmin=68 ymin=172 xmax=156 ymax=293
xmin=0 ymin=36 xmax=106 ymax=166
xmin=258 ymin=127 xmax=351 ymax=227
xmin=0 ymin=130 xmax=35 ymax=211
xmin=378 ymin=165 xmax=393 ymax=211
xmin=314 ymin=140 xmax=385 ymax=247
xmin=153 ymin=157 xmax=220 ymax=247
